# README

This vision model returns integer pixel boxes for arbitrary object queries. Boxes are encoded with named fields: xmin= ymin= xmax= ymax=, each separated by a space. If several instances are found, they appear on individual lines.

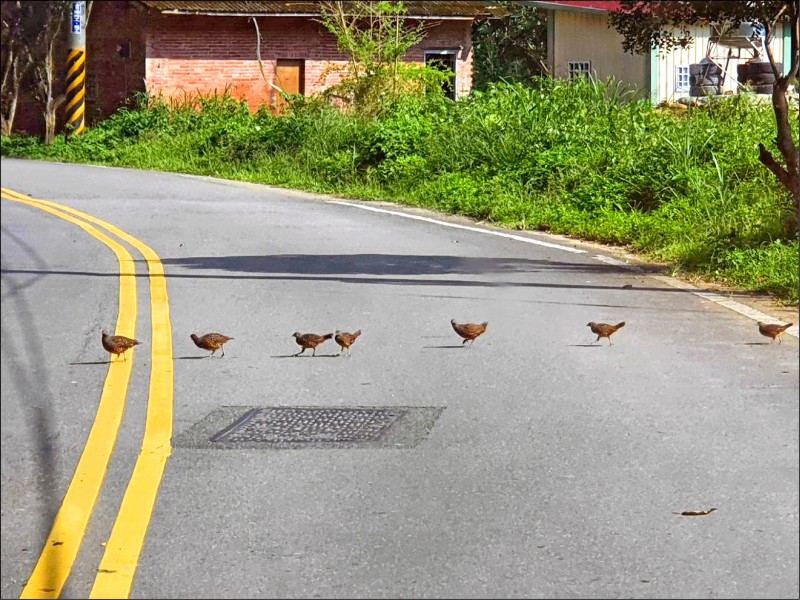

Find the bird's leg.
xmin=462 ymin=338 xmax=469 ymax=346
xmin=210 ymin=349 xmax=216 ymax=358
xmin=312 ymin=347 xmax=317 ymax=357
xmin=221 ymin=347 xmax=225 ymax=357
xmin=338 ymin=346 xmax=343 ymax=356
xmin=294 ymin=347 xmax=305 ymax=357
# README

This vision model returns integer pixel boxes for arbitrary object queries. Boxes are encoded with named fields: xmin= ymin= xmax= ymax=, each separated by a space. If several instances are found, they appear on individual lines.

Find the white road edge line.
xmin=592 ymin=255 xmax=798 ymax=338
xmin=326 ymin=199 xmax=797 ymax=339
xmin=326 ymin=200 xmax=587 ymax=254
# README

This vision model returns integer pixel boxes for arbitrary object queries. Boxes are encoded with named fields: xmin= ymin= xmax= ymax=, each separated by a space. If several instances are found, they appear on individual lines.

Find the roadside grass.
xmin=2 ymin=79 xmax=797 ymax=304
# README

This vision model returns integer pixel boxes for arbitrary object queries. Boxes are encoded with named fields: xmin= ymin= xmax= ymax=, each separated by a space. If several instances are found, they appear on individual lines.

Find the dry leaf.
xmin=674 ymin=508 xmax=717 ymax=516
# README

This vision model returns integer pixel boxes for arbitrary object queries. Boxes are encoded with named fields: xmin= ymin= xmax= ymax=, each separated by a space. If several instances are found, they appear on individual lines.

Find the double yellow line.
xmin=2 ymin=188 xmax=174 ymax=599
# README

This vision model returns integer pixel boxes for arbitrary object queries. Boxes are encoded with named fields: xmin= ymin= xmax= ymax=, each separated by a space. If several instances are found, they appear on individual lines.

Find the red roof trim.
xmin=531 ymin=1 xmax=621 ymax=13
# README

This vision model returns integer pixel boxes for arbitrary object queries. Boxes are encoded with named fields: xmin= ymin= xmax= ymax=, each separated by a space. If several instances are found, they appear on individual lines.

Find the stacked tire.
xmin=737 ymin=61 xmax=781 ymax=95
xmin=689 ymin=62 xmax=721 ymax=96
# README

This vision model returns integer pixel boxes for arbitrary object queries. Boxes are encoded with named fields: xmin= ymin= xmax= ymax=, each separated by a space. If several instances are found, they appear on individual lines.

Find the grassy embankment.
xmin=2 ymin=78 xmax=797 ymax=304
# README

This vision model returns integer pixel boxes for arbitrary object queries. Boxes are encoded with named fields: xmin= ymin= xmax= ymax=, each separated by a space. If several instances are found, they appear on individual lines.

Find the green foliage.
xmin=472 ymin=1 xmax=547 ymax=89
xmin=317 ymin=1 xmax=449 ymax=116
xmin=2 ymin=78 xmax=797 ymax=304
xmin=609 ymin=1 xmax=796 ymax=55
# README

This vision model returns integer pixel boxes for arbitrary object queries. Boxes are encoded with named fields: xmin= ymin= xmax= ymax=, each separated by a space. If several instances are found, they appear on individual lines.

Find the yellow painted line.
xmin=2 ymin=190 xmax=138 ymax=599
xmin=1 ymin=189 xmax=175 ymax=598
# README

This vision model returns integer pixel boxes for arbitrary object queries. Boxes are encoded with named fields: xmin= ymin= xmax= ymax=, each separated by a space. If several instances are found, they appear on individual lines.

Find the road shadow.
xmin=742 ymin=342 xmax=771 ymax=346
xmin=69 ymin=360 xmax=113 ymax=365
xmin=567 ymin=344 xmax=604 ymax=348
xmin=160 ymin=253 xmax=628 ymax=277
xmin=1 ymin=226 xmax=49 ymax=296
xmin=2 ymin=266 xmax=712 ymax=297
xmin=424 ymin=344 xmax=470 ymax=349
xmin=272 ymin=353 xmax=340 ymax=358
xmin=174 ymin=355 xmax=212 ymax=360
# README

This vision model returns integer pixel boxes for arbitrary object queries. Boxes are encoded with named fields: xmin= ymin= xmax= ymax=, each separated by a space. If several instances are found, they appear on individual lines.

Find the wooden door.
xmin=273 ymin=59 xmax=304 ymax=113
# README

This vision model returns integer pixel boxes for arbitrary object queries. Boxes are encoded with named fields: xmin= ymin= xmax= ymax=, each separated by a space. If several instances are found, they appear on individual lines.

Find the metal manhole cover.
xmin=174 ymin=406 xmax=444 ymax=450
xmin=212 ymin=407 xmax=404 ymax=443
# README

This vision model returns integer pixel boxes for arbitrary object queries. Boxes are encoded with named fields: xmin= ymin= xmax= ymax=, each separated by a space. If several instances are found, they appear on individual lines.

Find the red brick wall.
xmin=85 ymin=2 xmax=148 ymax=122
xmin=9 ymin=6 xmax=475 ymax=135
xmin=145 ymin=13 xmax=474 ymax=110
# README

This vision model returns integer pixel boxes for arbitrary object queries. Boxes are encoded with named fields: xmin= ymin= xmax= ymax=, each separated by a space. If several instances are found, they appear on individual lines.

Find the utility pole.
xmin=66 ymin=1 xmax=86 ymax=136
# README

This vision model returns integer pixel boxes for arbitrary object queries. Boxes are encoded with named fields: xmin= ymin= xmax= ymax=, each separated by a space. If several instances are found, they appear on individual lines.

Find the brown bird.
xmin=190 ymin=332 xmax=234 ymax=357
xmin=292 ymin=332 xmax=333 ymax=356
xmin=334 ymin=330 xmax=362 ymax=356
xmin=757 ymin=321 xmax=793 ymax=344
xmin=451 ymin=319 xmax=488 ymax=347
xmin=587 ymin=321 xmax=626 ymax=345
xmin=101 ymin=330 xmax=141 ymax=362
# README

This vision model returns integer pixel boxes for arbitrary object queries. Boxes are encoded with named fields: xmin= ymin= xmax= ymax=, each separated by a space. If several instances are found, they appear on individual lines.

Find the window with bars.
xmin=568 ymin=61 xmax=591 ymax=81
xmin=676 ymin=65 xmax=690 ymax=91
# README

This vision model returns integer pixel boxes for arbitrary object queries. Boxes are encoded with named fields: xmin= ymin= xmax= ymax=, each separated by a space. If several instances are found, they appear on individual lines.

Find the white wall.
xmin=654 ymin=23 xmax=785 ymax=103
xmin=552 ymin=10 xmax=648 ymax=94
xmin=550 ymin=12 xmax=786 ymax=104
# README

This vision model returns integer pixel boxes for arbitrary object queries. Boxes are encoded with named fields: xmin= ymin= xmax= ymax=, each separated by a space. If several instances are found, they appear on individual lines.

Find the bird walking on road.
xmin=334 ymin=330 xmax=362 ymax=356
xmin=190 ymin=332 xmax=234 ymax=357
xmin=587 ymin=321 xmax=626 ymax=345
xmin=292 ymin=332 xmax=333 ymax=356
xmin=757 ymin=321 xmax=793 ymax=344
xmin=451 ymin=319 xmax=488 ymax=347
xmin=102 ymin=330 xmax=141 ymax=362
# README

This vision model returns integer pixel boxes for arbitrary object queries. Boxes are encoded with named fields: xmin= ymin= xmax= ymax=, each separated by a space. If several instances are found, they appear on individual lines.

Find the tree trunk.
xmin=759 ymin=17 xmax=799 ymax=236
xmin=1 ymin=56 xmax=21 ymax=135
xmin=41 ymin=34 xmax=63 ymax=145
xmin=1 ymin=95 xmax=18 ymax=136
xmin=1 ymin=49 xmax=20 ymax=135
xmin=758 ymin=75 xmax=800 ymax=236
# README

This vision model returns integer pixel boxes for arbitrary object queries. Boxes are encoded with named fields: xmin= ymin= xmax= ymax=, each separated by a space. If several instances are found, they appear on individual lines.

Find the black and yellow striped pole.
xmin=65 ymin=1 xmax=86 ymax=137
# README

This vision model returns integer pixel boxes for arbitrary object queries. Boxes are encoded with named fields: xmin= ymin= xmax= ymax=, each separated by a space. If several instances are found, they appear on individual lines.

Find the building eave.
xmin=156 ymin=9 xmax=474 ymax=19
xmin=527 ymin=1 xmax=617 ymax=14
xmin=137 ymin=1 xmax=508 ymax=19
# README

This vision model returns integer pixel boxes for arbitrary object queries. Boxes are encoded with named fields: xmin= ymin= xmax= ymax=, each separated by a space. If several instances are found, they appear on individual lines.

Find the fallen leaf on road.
xmin=674 ymin=508 xmax=717 ymax=516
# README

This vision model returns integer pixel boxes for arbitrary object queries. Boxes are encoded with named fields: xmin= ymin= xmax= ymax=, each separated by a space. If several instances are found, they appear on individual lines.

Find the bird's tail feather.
xmin=615 ymin=322 xmax=626 ymax=329
xmin=323 ymin=333 xmax=334 ymax=340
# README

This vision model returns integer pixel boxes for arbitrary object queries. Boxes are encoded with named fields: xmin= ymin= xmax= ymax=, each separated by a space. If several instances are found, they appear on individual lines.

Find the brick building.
xmin=12 ymin=1 xmax=504 ymax=135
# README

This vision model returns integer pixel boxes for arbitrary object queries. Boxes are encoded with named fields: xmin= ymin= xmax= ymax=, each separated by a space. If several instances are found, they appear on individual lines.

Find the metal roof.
xmin=529 ymin=1 xmax=621 ymax=13
xmin=138 ymin=1 xmax=508 ymax=18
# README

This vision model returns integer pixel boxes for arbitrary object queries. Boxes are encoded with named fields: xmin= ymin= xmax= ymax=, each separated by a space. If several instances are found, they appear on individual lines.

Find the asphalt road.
xmin=1 ymin=158 xmax=798 ymax=599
